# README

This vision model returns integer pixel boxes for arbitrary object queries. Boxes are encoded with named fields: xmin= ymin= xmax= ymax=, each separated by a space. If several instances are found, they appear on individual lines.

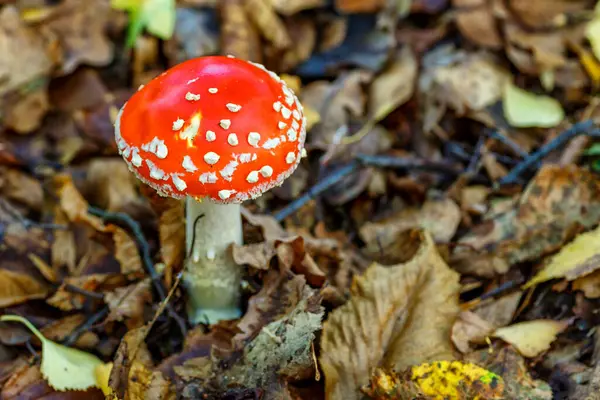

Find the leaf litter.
xmin=3 ymin=0 xmax=600 ymax=399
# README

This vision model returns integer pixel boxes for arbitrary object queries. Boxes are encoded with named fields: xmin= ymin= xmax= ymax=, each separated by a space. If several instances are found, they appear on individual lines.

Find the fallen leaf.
xmin=110 ymin=225 xmax=143 ymax=275
xmin=54 ymin=174 xmax=105 ymax=232
xmin=493 ymin=320 xmax=569 ymax=358
xmin=525 ymin=223 xmax=600 ymax=288
xmin=320 ymin=229 xmax=460 ymax=399
xmin=104 ymin=278 xmax=152 ymax=329
xmin=453 ymin=165 xmax=600 ymax=277
xmin=0 ymin=315 xmax=104 ymax=392
xmin=244 ymin=0 xmax=291 ymax=50
xmin=0 ymin=167 xmax=44 ymax=212
xmin=85 ymin=158 xmax=140 ymax=213
xmin=465 ymin=346 xmax=553 ymax=399
xmin=503 ymin=82 xmax=565 ymax=128
xmin=40 ymin=314 xmax=99 ymax=349
xmin=157 ymin=198 xmax=186 ymax=277
xmin=573 ymin=270 xmax=600 ymax=297
xmin=453 ymin=0 xmax=502 ymax=48
xmin=451 ymin=311 xmax=495 ymax=354
xmin=587 ymin=4 xmax=600 ymax=62
xmin=0 ymin=269 xmax=50 ymax=308
xmin=218 ymin=0 xmax=262 ymax=62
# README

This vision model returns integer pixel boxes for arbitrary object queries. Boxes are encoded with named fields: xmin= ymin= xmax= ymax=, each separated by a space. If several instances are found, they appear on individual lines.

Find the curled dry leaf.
xmin=360 ymin=198 xmax=461 ymax=254
xmin=0 ymin=5 xmax=53 ymax=97
xmin=244 ymin=0 xmax=291 ymax=50
xmin=453 ymin=165 xmax=600 ymax=277
xmin=320 ymin=229 xmax=460 ymax=400
xmin=0 ymin=167 xmax=44 ymax=211
xmin=0 ymin=269 xmax=50 ymax=308
xmin=218 ymin=0 xmax=262 ymax=62
xmin=157 ymin=198 xmax=186 ymax=276
xmin=104 ymin=278 xmax=152 ymax=329
xmin=54 ymin=174 xmax=105 ymax=231
xmin=453 ymin=0 xmax=502 ymax=48
xmin=85 ymin=158 xmax=140 ymax=213
xmin=451 ymin=311 xmax=495 ymax=354
xmin=493 ymin=319 xmax=569 ymax=358
xmin=110 ymin=225 xmax=143 ymax=275
xmin=525 ymin=222 xmax=600 ymax=288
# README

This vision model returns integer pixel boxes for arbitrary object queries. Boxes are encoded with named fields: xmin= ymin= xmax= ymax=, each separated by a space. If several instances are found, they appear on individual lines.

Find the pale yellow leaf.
xmin=503 ymin=82 xmax=564 ymax=128
xmin=0 ymin=315 xmax=106 ymax=391
xmin=586 ymin=10 xmax=600 ymax=62
xmin=493 ymin=320 xmax=568 ymax=358
xmin=524 ymin=223 xmax=600 ymax=288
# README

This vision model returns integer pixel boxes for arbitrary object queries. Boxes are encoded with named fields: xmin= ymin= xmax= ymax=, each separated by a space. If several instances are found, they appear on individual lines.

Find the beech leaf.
xmin=493 ymin=320 xmax=569 ymax=358
xmin=0 ymin=315 xmax=105 ymax=391
xmin=503 ymin=82 xmax=564 ymax=128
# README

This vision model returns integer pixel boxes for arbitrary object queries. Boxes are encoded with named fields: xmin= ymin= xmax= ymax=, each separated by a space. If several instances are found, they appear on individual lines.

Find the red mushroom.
xmin=114 ymin=56 xmax=306 ymax=324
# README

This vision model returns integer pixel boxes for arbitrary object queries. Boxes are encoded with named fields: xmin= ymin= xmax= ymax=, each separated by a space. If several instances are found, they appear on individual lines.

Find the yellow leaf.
xmin=524 ymin=224 xmax=600 ymax=288
xmin=411 ymin=361 xmax=504 ymax=400
xmin=503 ymin=82 xmax=564 ymax=128
xmin=493 ymin=320 xmax=568 ymax=358
xmin=143 ymin=0 xmax=175 ymax=40
xmin=586 ymin=13 xmax=600 ymax=62
xmin=0 ymin=315 xmax=106 ymax=391
xmin=95 ymin=362 xmax=113 ymax=396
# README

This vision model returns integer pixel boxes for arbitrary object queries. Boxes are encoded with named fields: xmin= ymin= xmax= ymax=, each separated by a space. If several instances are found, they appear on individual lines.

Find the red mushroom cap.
xmin=114 ymin=56 xmax=307 ymax=204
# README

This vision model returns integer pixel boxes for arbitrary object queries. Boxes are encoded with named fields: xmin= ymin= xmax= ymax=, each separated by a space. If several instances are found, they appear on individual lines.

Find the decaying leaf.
xmin=493 ymin=320 xmax=569 ymax=358
xmin=503 ymin=82 xmax=565 ymax=128
xmin=451 ymin=311 xmax=495 ymax=354
xmin=0 ymin=315 xmax=105 ymax=392
xmin=110 ymin=225 xmax=143 ymax=275
xmin=0 ymin=269 xmax=50 ymax=308
xmin=453 ymin=164 xmax=600 ymax=277
xmin=320 ymin=229 xmax=460 ymax=399
xmin=104 ymin=278 xmax=152 ymax=329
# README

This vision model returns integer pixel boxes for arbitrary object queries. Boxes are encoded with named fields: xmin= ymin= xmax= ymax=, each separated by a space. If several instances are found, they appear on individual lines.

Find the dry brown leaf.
xmin=3 ymin=88 xmax=49 ymax=134
xmin=110 ymin=225 xmax=143 ymax=275
xmin=85 ymin=158 xmax=139 ymax=213
xmin=0 ymin=269 xmax=50 ymax=307
xmin=573 ymin=270 xmax=600 ymax=298
xmin=219 ymin=0 xmax=262 ymax=62
xmin=271 ymin=0 xmax=325 ymax=15
xmin=452 ymin=164 xmax=600 ymax=277
xmin=157 ymin=198 xmax=186 ymax=277
xmin=39 ymin=314 xmax=99 ymax=349
xmin=493 ymin=319 xmax=569 ymax=358
xmin=105 ymin=278 xmax=152 ymax=329
xmin=0 ymin=5 xmax=54 ymax=97
xmin=0 ymin=167 xmax=44 ymax=211
xmin=47 ymin=274 xmax=122 ymax=311
xmin=41 ymin=0 xmax=113 ymax=74
xmin=360 ymin=198 xmax=461 ymax=255
xmin=453 ymin=0 xmax=502 ymax=48
xmin=319 ymin=15 xmax=347 ymax=53
xmin=245 ymin=0 xmax=291 ymax=50
xmin=508 ymin=0 xmax=591 ymax=29
xmin=451 ymin=311 xmax=495 ymax=354
xmin=54 ymin=174 xmax=105 ymax=231
xmin=335 ymin=0 xmax=385 ymax=13
xmin=51 ymin=207 xmax=77 ymax=273
xmin=320 ymin=229 xmax=460 ymax=400
xmin=368 ymin=46 xmax=417 ymax=122
xmin=473 ymin=291 xmax=522 ymax=328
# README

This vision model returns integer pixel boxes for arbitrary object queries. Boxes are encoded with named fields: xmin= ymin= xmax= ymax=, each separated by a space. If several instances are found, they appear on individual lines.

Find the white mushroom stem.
xmin=184 ymin=196 xmax=243 ymax=324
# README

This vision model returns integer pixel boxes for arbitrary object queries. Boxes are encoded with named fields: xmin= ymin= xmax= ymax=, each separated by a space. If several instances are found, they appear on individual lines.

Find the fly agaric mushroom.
xmin=114 ymin=56 xmax=306 ymax=324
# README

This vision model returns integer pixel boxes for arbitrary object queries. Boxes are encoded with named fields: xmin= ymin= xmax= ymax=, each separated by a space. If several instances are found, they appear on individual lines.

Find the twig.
xmin=487 ymin=129 xmax=529 ymax=158
xmin=273 ymin=161 xmax=361 ymax=221
xmin=63 ymin=307 xmax=109 ymax=347
xmin=498 ymin=120 xmax=596 ymax=186
xmin=87 ymin=206 xmax=187 ymax=337
xmin=62 ymin=283 xmax=105 ymax=300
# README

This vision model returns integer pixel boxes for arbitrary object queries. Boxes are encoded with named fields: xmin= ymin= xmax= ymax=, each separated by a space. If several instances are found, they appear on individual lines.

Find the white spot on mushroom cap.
xmin=228 ymin=133 xmax=239 ymax=146
xmin=187 ymin=77 xmax=199 ymax=84
xmin=262 ymin=137 xmax=280 ymax=150
xmin=185 ymin=92 xmax=200 ymax=101
xmin=239 ymin=153 xmax=254 ymax=163
xmin=141 ymin=137 xmax=168 ymax=159
xmin=131 ymin=149 xmax=142 ymax=167
xmin=172 ymin=174 xmax=187 ymax=191
xmin=301 ymin=148 xmax=307 ymax=158
xmin=146 ymin=160 xmax=166 ymax=179
xmin=286 ymin=152 xmax=296 ymax=164
xmin=206 ymin=130 xmax=216 ymax=142
xmin=199 ymin=172 xmax=218 ymax=183
xmin=292 ymin=109 xmax=301 ymax=120
xmin=278 ymin=121 xmax=287 ymax=130
xmin=281 ymin=107 xmax=291 ymax=119
xmin=220 ymin=119 xmax=231 ymax=129
xmin=287 ymin=128 xmax=297 ymax=142
xmin=292 ymin=120 xmax=300 ymax=131
xmin=260 ymin=165 xmax=273 ymax=177
xmin=248 ymin=132 xmax=260 ymax=147
xmin=246 ymin=171 xmax=259 ymax=183
xmin=183 ymin=155 xmax=197 ymax=172
xmin=172 ymin=118 xmax=184 ymax=130
xmin=220 ymin=159 xmax=239 ymax=181
xmin=208 ymin=88 xmax=218 ymax=94
xmin=218 ymin=189 xmax=234 ymax=199
xmin=226 ymin=103 xmax=242 ymax=112
xmin=204 ymin=152 xmax=220 ymax=165
xmin=273 ymin=101 xmax=282 ymax=112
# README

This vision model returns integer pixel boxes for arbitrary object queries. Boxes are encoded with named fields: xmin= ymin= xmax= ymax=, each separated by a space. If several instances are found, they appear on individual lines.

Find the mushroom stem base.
xmin=184 ymin=197 xmax=243 ymax=324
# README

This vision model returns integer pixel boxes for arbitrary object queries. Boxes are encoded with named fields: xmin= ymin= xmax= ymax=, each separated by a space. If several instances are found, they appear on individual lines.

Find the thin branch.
xmin=87 ymin=206 xmax=187 ymax=337
xmin=498 ymin=120 xmax=596 ymax=186
xmin=63 ymin=307 xmax=109 ymax=347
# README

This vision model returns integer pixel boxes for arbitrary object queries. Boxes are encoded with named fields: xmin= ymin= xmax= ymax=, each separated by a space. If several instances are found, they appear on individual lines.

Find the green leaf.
xmin=0 ymin=315 xmax=105 ymax=391
xmin=502 ymin=82 xmax=564 ymax=128
xmin=584 ymin=143 xmax=600 ymax=156
xmin=112 ymin=0 xmax=176 ymax=48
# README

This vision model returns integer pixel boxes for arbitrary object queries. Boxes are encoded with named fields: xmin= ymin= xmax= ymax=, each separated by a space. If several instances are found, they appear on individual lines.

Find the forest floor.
xmin=2 ymin=0 xmax=600 ymax=399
